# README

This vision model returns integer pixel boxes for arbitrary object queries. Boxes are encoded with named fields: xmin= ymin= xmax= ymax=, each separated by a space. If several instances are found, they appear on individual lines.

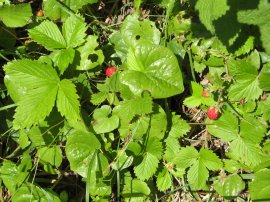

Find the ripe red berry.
xmin=207 ymin=107 xmax=220 ymax=120
xmin=105 ymin=66 xmax=116 ymax=77
xmin=202 ymin=89 xmax=209 ymax=97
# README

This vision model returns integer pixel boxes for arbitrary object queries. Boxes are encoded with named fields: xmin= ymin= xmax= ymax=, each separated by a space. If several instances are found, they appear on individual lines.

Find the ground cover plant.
xmin=0 ymin=0 xmax=270 ymax=201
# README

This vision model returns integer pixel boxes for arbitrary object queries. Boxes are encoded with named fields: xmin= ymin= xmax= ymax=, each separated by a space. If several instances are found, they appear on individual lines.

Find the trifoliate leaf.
xmin=214 ymin=174 xmax=245 ymax=199
xmin=65 ymin=130 xmax=100 ymax=177
xmin=173 ymin=146 xmax=198 ymax=169
xmin=62 ymin=15 xmax=87 ymax=48
xmin=76 ymin=35 xmax=104 ymax=70
xmin=92 ymin=105 xmax=119 ymax=134
xmin=249 ymin=169 xmax=270 ymax=201
xmin=50 ymin=48 xmax=75 ymax=74
xmin=228 ymin=61 xmax=262 ymax=101
xmin=237 ymin=0 xmax=270 ymax=55
xmin=187 ymin=160 xmax=209 ymax=190
xmin=134 ymin=152 xmax=159 ymax=181
xmin=200 ymin=148 xmax=222 ymax=170
xmin=28 ymin=20 xmax=66 ymax=50
xmin=157 ymin=168 xmax=172 ymax=191
xmin=168 ymin=113 xmax=190 ymax=139
xmin=0 ymin=3 xmax=32 ymax=27
xmin=57 ymin=79 xmax=81 ymax=121
xmin=195 ymin=0 xmax=229 ymax=33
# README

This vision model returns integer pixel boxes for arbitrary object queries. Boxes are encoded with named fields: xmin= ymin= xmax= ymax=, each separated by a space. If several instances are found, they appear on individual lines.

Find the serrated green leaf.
xmin=195 ymin=0 xmax=229 ymax=33
xmin=90 ymin=92 xmax=108 ymax=105
xmin=146 ymin=137 xmax=163 ymax=159
xmin=0 ymin=3 xmax=32 ymax=27
xmin=65 ymin=130 xmax=100 ymax=177
xmin=112 ymin=152 xmax=133 ymax=171
xmin=249 ymin=169 xmax=270 ymax=201
xmin=168 ymin=113 xmax=190 ymax=139
xmin=37 ymin=146 xmax=62 ymax=167
xmin=134 ymin=152 xmax=159 ymax=181
xmin=259 ymin=64 xmax=270 ymax=91
xmin=237 ymin=0 xmax=270 ymax=55
xmin=187 ymin=160 xmax=209 ymax=190
xmin=76 ymin=35 xmax=104 ymax=70
xmin=57 ymin=79 xmax=81 ymax=121
xmin=214 ymin=174 xmax=245 ymax=199
xmin=157 ymin=168 xmax=172 ymax=191
xmin=262 ymin=96 xmax=270 ymax=121
xmin=50 ymin=48 xmax=75 ymax=74
xmin=229 ymin=61 xmax=262 ymax=101
xmin=14 ymin=85 xmax=58 ymax=129
xmin=92 ymin=105 xmax=119 ymax=134
xmin=164 ymin=136 xmax=181 ymax=162
xmin=113 ymin=95 xmax=152 ymax=122
xmin=207 ymin=110 xmax=238 ymax=142
xmin=199 ymin=148 xmax=222 ymax=170
xmin=173 ymin=146 xmax=198 ymax=169
xmin=121 ymin=42 xmax=184 ymax=98
xmin=62 ymin=15 xmax=87 ymax=48
xmin=28 ymin=20 xmax=66 ymax=50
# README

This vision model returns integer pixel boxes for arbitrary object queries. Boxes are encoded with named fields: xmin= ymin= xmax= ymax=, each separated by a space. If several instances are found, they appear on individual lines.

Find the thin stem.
xmin=187 ymin=46 xmax=196 ymax=81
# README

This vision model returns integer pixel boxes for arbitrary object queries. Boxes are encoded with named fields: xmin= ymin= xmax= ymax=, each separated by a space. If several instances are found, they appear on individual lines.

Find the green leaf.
xmin=199 ymin=148 xmax=222 ymax=170
xmin=214 ymin=174 xmax=245 ymax=199
xmin=237 ymin=0 xmax=270 ymax=55
xmin=249 ymin=169 xmax=270 ymax=201
xmin=121 ymin=42 xmax=184 ymax=98
xmin=195 ymin=0 xmax=229 ymax=33
xmin=146 ymin=137 xmax=163 ymax=159
xmin=157 ymin=168 xmax=172 ymax=191
xmin=0 ymin=3 xmax=32 ymax=27
xmin=187 ymin=160 xmax=209 ymax=190
xmin=173 ymin=146 xmax=198 ymax=169
xmin=183 ymin=82 xmax=215 ymax=107
xmin=57 ymin=79 xmax=81 ymax=121
xmin=62 ymin=15 xmax=87 ymax=48
xmin=76 ymin=35 xmax=104 ymax=70
xmin=28 ymin=20 xmax=66 ymax=50
xmin=122 ymin=178 xmax=150 ymax=199
xmin=121 ymin=15 xmax=160 ymax=47
xmin=92 ymin=105 xmax=119 ymax=134
xmin=168 ymin=113 xmax=190 ymax=139
xmin=262 ymin=96 xmax=270 ymax=121
xmin=113 ymin=95 xmax=152 ymax=122
xmin=65 ymin=130 xmax=100 ymax=177
xmin=90 ymin=92 xmax=108 ymax=105
xmin=228 ymin=61 xmax=262 ymax=101
xmin=37 ymin=146 xmax=62 ymax=167
xmin=43 ymin=0 xmax=98 ymax=21
xmin=50 ymin=48 xmax=75 ymax=74
xmin=259 ymin=64 xmax=270 ymax=91
xmin=164 ymin=136 xmax=181 ymax=162
xmin=14 ymin=84 xmax=58 ymax=129
xmin=112 ymin=152 xmax=133 ymax=171
xmin=207 ymin=110 xmax=238 ymax=142
xmin=12 ymin=182 xmax=61 ymax=202
xmin=134 ymin=152 xmax=159 ymax=181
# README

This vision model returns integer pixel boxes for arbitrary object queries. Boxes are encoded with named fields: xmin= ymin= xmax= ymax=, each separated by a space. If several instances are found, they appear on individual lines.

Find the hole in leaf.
xmin=88 ymin=54 xmax=98 ymax=62
xmin=135 ymin=35 xmax=141 ymax=40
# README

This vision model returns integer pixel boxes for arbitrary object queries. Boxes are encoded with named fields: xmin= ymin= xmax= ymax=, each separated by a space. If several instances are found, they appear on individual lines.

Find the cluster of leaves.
xmin=0 ymin=0 xmax=270 ymax=201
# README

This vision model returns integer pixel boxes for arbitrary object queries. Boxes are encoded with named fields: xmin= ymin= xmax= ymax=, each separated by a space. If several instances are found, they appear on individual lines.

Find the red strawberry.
xmin=207 ymin=107 xmax=220 ymax=120
xmin=105 ymin=66 xmax=116 ymax=77
xmin=202 ymin=89 xmax=209 ymax=97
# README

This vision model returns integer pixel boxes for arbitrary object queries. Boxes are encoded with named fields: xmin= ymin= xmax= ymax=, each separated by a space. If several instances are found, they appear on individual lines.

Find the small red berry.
xmin=105 ymin=66 xmax=116 ymax=77
xmin=202 ymin=89 xmax=209 ymax=97
xmin=207 ymin=107 xmax=220 ymax=120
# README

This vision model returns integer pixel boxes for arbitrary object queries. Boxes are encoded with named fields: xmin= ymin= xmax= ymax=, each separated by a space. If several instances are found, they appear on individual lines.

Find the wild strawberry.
xmin=36 ymin=10 xmax=44 ymax=17
xmin=105 ymin=66 xmax=116 ymax=77
xmin=207 ymin=106 xmax=220 ymax=120
xmin=202 ymin=89 xmax=209 ymax=97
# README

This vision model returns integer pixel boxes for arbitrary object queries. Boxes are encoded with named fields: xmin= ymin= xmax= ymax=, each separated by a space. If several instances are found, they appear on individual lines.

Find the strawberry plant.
xmin=0 ymin=0 xmax=270 ymax=201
